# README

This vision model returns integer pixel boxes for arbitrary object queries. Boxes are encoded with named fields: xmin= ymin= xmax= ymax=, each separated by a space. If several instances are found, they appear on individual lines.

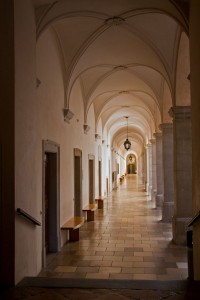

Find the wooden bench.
xmin=120 ymin=175 xmax=125 ymax=183
xmin=82 ymin=203 xmax=97 ymax=221
xmin=61 ymin=216 xmax=84 ymax=242
xmin=95 ymin=196 xmax=105 ymax=209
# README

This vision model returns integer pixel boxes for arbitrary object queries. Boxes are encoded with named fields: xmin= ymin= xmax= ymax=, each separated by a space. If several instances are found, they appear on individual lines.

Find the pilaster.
xmin=146 ymin=143 xmax=152 ymax=197
xmin=138 ymin=152 xmax=145 ymax=185
xmin=153 ymin=132 xmax=163 ymax=207
xmin=169 ymin=106 xmax=192 ymax=244
xmin=159 ymin=123 xmax=174 ymax=222
xmin=150 ymin=139 xmax=157 ymax=202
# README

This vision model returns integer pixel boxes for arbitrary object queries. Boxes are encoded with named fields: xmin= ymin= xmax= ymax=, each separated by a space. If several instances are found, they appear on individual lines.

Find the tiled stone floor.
xmin=39 ymin=175 xmax=188 ymax=281
xmin=2 ymin=175 xmax=198 ymax=300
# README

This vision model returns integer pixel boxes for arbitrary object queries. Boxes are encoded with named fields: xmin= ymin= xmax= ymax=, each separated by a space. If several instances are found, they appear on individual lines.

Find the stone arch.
xmin=175 ymin=32 xmax=190 ymax=106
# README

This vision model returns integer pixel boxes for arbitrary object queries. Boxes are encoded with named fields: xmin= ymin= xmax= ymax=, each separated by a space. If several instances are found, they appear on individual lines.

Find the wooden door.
xmin=89 ymin=158 xmax=94 ymax=204
xmin=98 ymin=160 xmax=102 ymax=197
xmin=74 ymin=149 xmax=82 ymax=216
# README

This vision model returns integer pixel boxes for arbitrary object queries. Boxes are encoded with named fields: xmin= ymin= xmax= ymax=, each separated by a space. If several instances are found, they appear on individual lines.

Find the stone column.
xmin=154 ymin=133 xmax=163 ymax=207
xmin=138 ymin=152 xmax=145 ymax=185
xmin=144 ymin=147 xmax=147 ymax=192
xmin=146 ymin=143 xmax=152 ymax=196
xmin=169 ymin=107 xmax=192 ymax=244
xmin=190 ymin=0 xmax=200 ymax=280
xmin=160 ymin=123 xmax=174 ymax=222
xmin=150 ymin=139 xmax=157 ymax=202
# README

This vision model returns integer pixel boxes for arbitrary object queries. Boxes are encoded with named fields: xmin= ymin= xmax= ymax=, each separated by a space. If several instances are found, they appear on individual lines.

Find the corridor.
xmin=39 ymin=175 xmax=188 ymax=281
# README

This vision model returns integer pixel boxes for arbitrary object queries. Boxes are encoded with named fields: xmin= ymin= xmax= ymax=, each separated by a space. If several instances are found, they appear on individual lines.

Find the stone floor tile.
xmin=79 ymin=255 xmax=103 ymax=261
xmin=75 ymin=267 xmax=100 ymax=273
xmin=103 ymin=256 xmax=123 ymax=261
xmin=95 ymin=251 xmax=115 ymax=256
xmin=176 ymin=262 xmax=188 ymax=268
xmin=85 ymin=273 xmax=110 ymax=279
xmin=61 ymin=272 xmax=86 ymax=278
xmin=133 ymin=273 xmax=157 ymax=280
xmin=90 ymin=261 xmax=112 ymax=267
xmin=157 ymin=274 xmax=182 ymax=280
xmin=54 ymin=266 xmax=77 ymax=272
xmin=166 ymin=268 xmax=183 ymax=277
xmin=99 ymin=267 xmax=121 ymax=273
xmin=145 ymin=267 xmax=167 ymax=275
xmin=134 ymin=251 xmax=153 ymax=257
xmin=123 ymin=256 xmax=143 ymax=262
xmin=109 ymin=273 xmax=134 ymax=279
xmin=74 ymin=250 xmax=96 ymax=256
xmin=132 ymin=261 xmax=156 ymax=268
xmin=112 ymin=261 xmax=133 ymax=267
xmin=121 ymin=267 xmax=145 ymax=274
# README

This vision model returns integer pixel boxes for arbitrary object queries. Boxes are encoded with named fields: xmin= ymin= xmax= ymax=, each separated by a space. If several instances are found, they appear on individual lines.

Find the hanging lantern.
xmin=124 ymin=116 xmax=131 ymax=151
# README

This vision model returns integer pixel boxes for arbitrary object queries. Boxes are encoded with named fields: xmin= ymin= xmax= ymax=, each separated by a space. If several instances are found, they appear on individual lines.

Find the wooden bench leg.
xmin=69 ymin=228 xmax=79 ymax=241
xmin=97 ymin=199 xmax=104 ymax=209
xmin=87 ymin=210 xmax=95 ymax=221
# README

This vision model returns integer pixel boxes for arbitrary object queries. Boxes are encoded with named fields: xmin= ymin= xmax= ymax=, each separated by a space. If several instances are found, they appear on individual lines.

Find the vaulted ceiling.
xmin=33 ymin=0 xmax=189 ymax=157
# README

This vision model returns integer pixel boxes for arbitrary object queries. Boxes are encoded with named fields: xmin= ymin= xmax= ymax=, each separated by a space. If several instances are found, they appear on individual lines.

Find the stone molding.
xmin=146 ymin=143 xmax=152 ymax=149
xmin=83 ymin=124 xmax=90 ymax=134
xmin=169 ymin=106 xmax=191 ymax=119
xmin=95 ymin=133 xmax=101 ymax=139
xmin=150 ymin=138 xmax=156 ymax=144
xmin=159 ymin=123 xmax=173 ymax=131
xmin=63 ymin=108 xmax=74 ymax=123
xmin=153 ymin=132 xmax=162 ymax=139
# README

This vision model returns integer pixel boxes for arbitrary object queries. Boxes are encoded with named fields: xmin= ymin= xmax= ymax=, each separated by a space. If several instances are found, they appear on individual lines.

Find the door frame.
xmin=74 ymin=148 xmax=82 ymax=216
xmin=88 ymin=154 xmax=95 ymax=204
xmin=42 ymin=140 xmax=60 ymax=267
xmin=98 ymin=159 xmax=102 ymax=197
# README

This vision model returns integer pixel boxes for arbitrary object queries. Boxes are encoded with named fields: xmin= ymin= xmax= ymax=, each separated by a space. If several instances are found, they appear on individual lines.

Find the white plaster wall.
xmin=37 ymin=27 xmax=72 ymax=233
xmin=83 ymin=102 xmax=96 ymax=202
xmin=15 ymin=0 xmax=42 ymax=284
xmin=15 ymin=6 xmax=97 ymax=283
xmin=95 ymin=119 xmax=103 ymax=196
xmin=102 ymin=128 xmax=110 ymax=195
xmin=37 ymin=28 xmax=97 ymax=231
xmin=102 ymin=141 xmax=107 ymax=196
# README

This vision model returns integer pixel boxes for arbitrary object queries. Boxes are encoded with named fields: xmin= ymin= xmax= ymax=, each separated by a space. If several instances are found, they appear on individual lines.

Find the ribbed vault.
xmin=33 ymin=0 xmax=189 ymax=158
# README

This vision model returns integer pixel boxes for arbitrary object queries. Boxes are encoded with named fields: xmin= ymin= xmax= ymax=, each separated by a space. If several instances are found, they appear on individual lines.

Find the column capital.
xmin=150 ymin=138 xmax=156 ymax=144
xmin=159 ymin=123 xmax=173 ymax=131
xmin=153 ymin=132 xmax=162 ymax=139
xmin=145 ymin=143 xmax=152 ymax=149
xmin=169 ymin=106 xmax=191 ymax=119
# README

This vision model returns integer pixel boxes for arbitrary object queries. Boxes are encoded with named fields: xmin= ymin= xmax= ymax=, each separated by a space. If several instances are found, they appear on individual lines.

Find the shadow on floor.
xmin=1 ymin=279 xmax=200 ymax=300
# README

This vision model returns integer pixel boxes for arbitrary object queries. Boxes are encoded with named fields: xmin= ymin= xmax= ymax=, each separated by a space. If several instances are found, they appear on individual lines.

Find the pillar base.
xmin=156 ymin=194 xmax=163 ymax=207
xmin=172 ymin=216 xmax=191 ymax=245
xmin=151 ymin=189 xmax=157 ymax=201
xmin=148 ymin=185 xmax=152 ymax=197
xmin=162 ymin=202 xmax=174 ymax=222
xmin=138 ymin=176 xmax=144 ymax=185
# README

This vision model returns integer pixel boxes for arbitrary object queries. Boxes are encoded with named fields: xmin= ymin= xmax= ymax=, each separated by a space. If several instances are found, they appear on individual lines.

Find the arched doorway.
xmin=127 ymin=154 xmax=137 ymax=174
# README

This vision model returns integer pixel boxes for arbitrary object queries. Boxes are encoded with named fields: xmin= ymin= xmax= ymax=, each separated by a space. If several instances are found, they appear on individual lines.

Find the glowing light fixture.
xmin=124 ymin=116 xmax=131 ymax=151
